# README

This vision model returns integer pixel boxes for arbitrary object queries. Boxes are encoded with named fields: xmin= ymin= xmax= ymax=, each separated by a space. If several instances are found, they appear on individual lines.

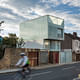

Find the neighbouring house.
xmin=61 ymin=32 xmax=80 ymax=62
xmin=20 ymin=15 xmax=64 ymax=64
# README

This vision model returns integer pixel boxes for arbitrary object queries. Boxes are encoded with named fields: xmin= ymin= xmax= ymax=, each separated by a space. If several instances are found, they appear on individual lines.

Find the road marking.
xmin=73 ymin=77 xmax=80 ymax=80
xmin=0 ymin=69 xmax=21 ymax=74
xmin=28 ymin=71 xmax=52 ymax=80
xmin=63 ymin=66 xmax=75 ymax=70
xmin=31 ymin=71 xmax=52 ymax=77
xmin=73 ymin=74 xmax=80 ymax=80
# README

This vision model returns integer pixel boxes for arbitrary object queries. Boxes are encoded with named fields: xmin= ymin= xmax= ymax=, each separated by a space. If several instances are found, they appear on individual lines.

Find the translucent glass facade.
xmin=44 ymin=40 xmax=61 ymax=51
xmin=48 ymin=16 xmax=64 ymax=40
xmin=20 ymin=15 xmax=64 ymax=50
xmin=20 ymin=16 xmax=48 ymax=41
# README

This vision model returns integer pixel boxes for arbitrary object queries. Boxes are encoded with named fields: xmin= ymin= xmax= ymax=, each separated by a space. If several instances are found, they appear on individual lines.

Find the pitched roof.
xmin=64 ymin=33 xmax=80 ymax=41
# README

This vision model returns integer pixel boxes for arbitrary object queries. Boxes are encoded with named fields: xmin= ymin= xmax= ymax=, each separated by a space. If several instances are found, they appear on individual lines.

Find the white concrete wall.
xmin=72 ymin=40 xmax=80 ymax=52
xmin=22 ymin=39 xmax=44 ymax=49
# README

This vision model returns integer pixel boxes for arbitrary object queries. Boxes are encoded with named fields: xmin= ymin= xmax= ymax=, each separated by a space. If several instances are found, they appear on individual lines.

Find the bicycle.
xmin=13 ymin=70 xmax=31 ymax=80
xmin=11 ymin=65 xmax=32 ymax=80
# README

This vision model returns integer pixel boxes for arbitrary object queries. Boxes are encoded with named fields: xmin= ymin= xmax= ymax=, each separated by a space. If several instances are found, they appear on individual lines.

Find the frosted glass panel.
xmin=20 ymin=16 xmax=48 ymax=41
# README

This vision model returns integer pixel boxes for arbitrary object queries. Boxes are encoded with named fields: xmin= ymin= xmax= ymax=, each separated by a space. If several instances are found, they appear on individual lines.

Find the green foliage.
xmin=0 ymin=33 xmax=18 ymax=59
xmin=17 ymin=38 xmax=25 ymax=48
xmin=2 ymin=33 xmax=18 ymax=48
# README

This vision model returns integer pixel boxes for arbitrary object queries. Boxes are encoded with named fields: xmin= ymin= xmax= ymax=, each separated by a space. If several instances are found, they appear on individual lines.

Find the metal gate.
xmin=40 ymin=51 xmax=48 ymax=64
xmin=59 ymin=49 xmax=72 ymax=64
xmin=59 ymin=52 xmax=66 ymax=64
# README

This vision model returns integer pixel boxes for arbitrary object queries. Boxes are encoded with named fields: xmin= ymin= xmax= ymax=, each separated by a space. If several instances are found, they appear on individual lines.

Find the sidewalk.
xmin=0 ymin=61 xmax=79 ymax=74
xmin=33 ymin=61 xmax=79 ymax=69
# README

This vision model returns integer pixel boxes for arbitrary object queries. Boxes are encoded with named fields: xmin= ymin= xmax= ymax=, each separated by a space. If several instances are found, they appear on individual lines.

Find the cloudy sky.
xmin=0 ymin=0 xmax=80 ymax=37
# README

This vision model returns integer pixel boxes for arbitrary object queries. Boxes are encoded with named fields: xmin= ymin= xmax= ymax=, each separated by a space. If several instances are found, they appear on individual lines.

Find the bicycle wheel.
xmin=24 ymin=71 xmax=32 ymax=80
xmin=26 ymin=75 xmax=32 ymax=80
xmin=13 ymin=71 xmax=23 ymax=80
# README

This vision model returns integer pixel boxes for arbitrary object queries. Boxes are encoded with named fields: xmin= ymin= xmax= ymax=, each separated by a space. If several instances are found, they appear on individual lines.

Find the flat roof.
xmin=20 ymin=15 xmax=64 ymax=24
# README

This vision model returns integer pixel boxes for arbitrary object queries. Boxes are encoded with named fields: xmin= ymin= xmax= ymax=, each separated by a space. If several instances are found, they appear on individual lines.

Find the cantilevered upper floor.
xmin=20 ymin=15 xmax=64 ymax=41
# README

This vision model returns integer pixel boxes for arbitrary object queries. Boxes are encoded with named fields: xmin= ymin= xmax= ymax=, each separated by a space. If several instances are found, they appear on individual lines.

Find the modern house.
xmin=20 ymin=15 xmax=64 ymax=50
xmin=61 ymin=32 xmax=80 ymax=61
xmin=20 ymin=15 xmax=64 ymax=64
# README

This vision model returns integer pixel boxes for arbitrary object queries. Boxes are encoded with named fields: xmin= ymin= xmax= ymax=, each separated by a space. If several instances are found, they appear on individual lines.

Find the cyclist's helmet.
xmin=20 ymin=52 xmax=25 ymax=56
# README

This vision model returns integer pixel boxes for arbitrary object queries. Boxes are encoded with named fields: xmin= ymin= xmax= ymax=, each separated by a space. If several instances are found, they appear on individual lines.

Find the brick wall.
xmin=0 ymin=48 xmax=11 ymax=69
xmin=0 ymin=48 xmax=40 ymax=69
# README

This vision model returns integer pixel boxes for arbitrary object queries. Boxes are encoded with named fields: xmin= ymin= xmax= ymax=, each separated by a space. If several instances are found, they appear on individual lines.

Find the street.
xmin=0 ymin=63 xmax=80 ymax=80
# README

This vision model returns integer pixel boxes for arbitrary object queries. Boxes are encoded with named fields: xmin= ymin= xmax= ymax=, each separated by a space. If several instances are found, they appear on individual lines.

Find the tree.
xmin=0 ymin=33 xmax=18 ymax=59
xmin=8 ymin=33 xmax=18 ymax=48
xmin=17 ymin=38 xmax=25 ymax=48
xmin=2 ymin=33 xmax=18 ymax=48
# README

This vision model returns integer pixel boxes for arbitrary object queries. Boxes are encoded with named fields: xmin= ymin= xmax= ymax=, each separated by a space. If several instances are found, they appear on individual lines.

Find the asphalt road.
xmin=0 ymin=63 xmax=80 ymax=80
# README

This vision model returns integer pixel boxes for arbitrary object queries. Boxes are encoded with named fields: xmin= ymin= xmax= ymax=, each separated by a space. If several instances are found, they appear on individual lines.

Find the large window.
xmin=56 ymin=41 xmax=60 ymax=51
xmin=50 ymin=41 xmax=60 ymax=51
xmin=44 ymin=40 xmax=61 ymax=51
xmin=44 ymin=40 xmax=50 ymax=49
xmin=50 ymin=41 xmax=56 ymax=49
xmin=57 ymin=29 xmax=63 ymax=38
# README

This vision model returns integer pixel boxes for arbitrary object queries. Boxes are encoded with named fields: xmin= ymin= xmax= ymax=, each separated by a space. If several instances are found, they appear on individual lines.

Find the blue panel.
xmin=48 ymin=15 xmax=64 ymax=40
xmin=59 ymin=52 xmax=66 ymax=63
xmin=65 ymin=50 xmax=72 ymax=63
xmin=0 ymin=37 xmax=3 ymax=44
xmin=59 ymin=50 xmax=72 ymax=64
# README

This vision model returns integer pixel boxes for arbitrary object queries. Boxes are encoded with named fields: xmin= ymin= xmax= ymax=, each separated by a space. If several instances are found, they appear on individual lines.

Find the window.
xmin=50 ymin=41 xmax=60 ymax=51
xmin=56 ymin=41 xmax=60 ymax=51
xmin=44 ymin=40 xmax=61 ymax=51
xmin=44 ymin=40 xmax=50 ymax=49
xmin=50 ymin=41 xmax=55 ymax=49
xmin=57 ymin=29 xmax=63 ymax=38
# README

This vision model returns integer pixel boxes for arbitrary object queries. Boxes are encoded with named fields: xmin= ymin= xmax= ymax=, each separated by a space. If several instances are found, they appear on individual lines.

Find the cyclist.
xmin=16 ymin=52 xmax=31 ymax=78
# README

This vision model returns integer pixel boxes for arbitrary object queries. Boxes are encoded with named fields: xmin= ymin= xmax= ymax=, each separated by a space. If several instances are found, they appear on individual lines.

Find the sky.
xmin=0 ymin=0 xmax=80 ymax=37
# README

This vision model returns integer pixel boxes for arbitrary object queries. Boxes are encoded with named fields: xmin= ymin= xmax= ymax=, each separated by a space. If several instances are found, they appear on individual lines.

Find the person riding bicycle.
xmin=16 ymin=52 xmax=31 ymax=77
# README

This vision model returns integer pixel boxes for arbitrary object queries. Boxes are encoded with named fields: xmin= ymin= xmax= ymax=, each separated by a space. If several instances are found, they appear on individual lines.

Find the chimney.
xmin=73 ymin=32 xmax=77 ymax=38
